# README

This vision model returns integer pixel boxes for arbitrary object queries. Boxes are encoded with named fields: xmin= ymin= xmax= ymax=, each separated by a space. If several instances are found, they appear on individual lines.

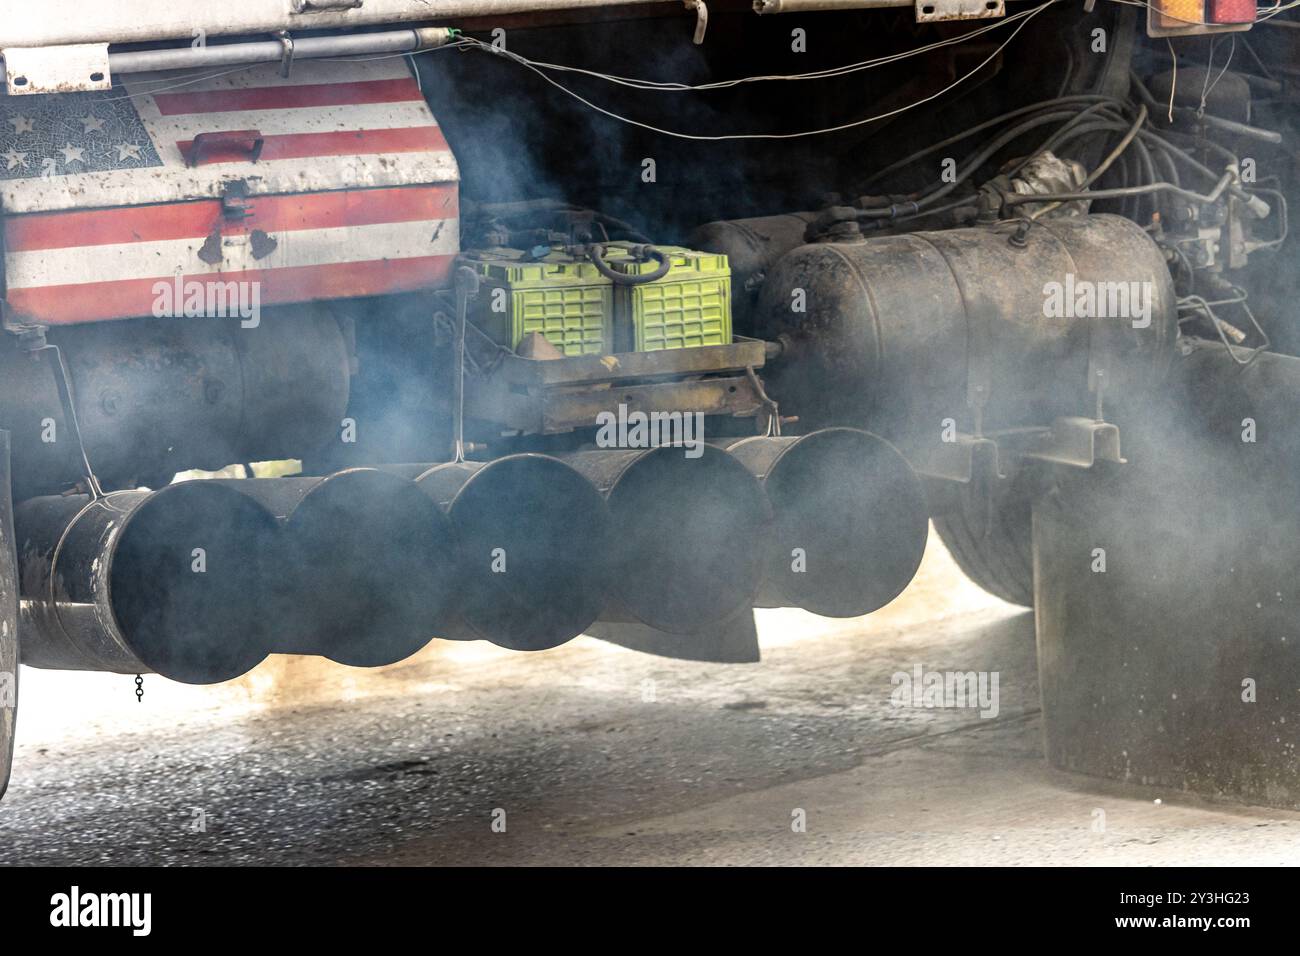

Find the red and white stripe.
xmin=3 ymin=58 xmax=459 ymax=325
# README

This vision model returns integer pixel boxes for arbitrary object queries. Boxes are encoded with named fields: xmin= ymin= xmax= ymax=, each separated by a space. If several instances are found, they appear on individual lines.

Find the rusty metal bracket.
xmin=291 ymin=0 xmax=364 ymax=12
xmin=911 ymin=418 xmax=1124 ymax=482
xmin=187 ymin=130 xmax=265 ymax=168
xmin=1019 ymin=416 xmax=1126 ymax=468
xmin=455 ymin=320 xmax=769 ymax=436
xmin=909 ymin=418 xmax=1123 ymax=524
xmin=0 ymin=43 xmax=111 ymax=95
xmin=683 ymin=0 xmax=709 ymax=44
xmin=908 ymin=433 xmax=1010 ymax=486
xmin=916 ymin=0 xmax=1005 ymax=23
xmin=220 ymin=179 xmax=254 ymax=220
xmin=274 ymin=31 xmax=295 ymax=78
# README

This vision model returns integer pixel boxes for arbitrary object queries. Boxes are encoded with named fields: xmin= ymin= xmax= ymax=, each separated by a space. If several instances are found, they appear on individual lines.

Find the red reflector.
xmin=1209 ymin=0 xmax=1255 ymax=22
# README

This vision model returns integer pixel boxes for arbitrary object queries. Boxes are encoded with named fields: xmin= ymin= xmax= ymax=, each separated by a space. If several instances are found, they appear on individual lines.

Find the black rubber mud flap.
xmin=0 ymin=431 xmax=18 ymax=800
xmin=586 ymin=608 xmax=760 ymax=663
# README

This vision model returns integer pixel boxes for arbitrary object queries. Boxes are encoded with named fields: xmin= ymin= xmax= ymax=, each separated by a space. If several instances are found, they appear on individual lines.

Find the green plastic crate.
xmin=463 ymin=248 xmax=613 ymax=357
xmin=604 ymin=244 xmax=733 ymax=352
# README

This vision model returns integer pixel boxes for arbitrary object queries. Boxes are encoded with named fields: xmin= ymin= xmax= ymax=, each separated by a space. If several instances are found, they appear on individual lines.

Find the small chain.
xmin=135 ymin=674 xmax=144 ymax=703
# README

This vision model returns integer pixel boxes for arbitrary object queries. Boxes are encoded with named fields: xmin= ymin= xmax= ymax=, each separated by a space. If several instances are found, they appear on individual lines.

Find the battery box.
xmin=462 ymin=243 xmax=731 ymax=357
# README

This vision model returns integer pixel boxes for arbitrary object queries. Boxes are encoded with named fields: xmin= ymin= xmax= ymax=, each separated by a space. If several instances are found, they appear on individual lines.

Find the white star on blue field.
xmin=0 ymin=88 xmax=162 ymax=180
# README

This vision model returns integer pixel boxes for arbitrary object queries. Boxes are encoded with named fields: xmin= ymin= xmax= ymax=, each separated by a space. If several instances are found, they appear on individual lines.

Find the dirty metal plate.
xmin=1 ymin=55 xmax=460 ymax=325
xmin=542 ymin=377 xmax=763 ymax=434
xmin=470 ymin=372 xmax=764 ymax=435
xmin=488 ymin=339 xmax=768 ymax=389
xmin=0 ymin=58 xmax=457 ymax=213
xmin=0 ymin=431 xmax=18 ymax=800
xmin=916 ymin=0 xmax=1004 ymax=22
xmin=1 ymin=43 xmax=112 ymax=95
xmin=534 ymin=339 xmax=766 ymax=386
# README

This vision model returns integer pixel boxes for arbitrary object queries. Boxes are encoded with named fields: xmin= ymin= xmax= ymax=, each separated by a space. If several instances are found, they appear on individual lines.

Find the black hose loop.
xmin=588 ymin=244 xmax=672 ymax=285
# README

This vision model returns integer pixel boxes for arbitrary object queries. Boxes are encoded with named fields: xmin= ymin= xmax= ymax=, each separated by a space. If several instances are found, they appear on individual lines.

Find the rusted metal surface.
xmin=914 ymin=0 xmax=1004 ymax=23
xmin=753 ymin=0 xmax=910 ymax=12
xmin=460 ymin=319 xmax=769 ymax=434
xmin=544 ymin=377 xmax=763 ymax=434
xmin=15 ymin=467 xmax=463 ymax=680
xmin=756 ymin=215 xmax=1177 ymax=442
xmin=688 ymin=213 xmax=818 ymax=329
xmin=15 ymin=484 xmax=281 ymax=684
xmin=0 ymin=43 xmax=112 ymax=95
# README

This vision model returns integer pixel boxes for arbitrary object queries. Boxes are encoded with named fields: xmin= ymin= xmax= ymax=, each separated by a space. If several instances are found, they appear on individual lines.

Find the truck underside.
xmin=1 ymin=0 xmax=1298 ymax=808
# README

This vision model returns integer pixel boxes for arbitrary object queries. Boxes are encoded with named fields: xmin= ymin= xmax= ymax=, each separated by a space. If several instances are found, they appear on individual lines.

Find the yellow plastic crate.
xmin=604 ymin=244 xmax=733 ymax=352
xmin=463 ymin=249 xmax=613 ymax=356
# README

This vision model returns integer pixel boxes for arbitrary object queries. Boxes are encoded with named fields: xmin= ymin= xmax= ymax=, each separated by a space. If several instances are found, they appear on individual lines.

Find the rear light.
xmin=1155 ymin=0 xmax=1205 ymax=28
xmin=1209 ymin=0 xmax=1256 ymax=22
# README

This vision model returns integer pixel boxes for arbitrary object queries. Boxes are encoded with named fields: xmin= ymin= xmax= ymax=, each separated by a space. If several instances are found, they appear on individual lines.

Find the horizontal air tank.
xmin=753 ymin=214 xmax=1178 ymax=439
xmin=0 ymin=307 xmax=350 ymax=499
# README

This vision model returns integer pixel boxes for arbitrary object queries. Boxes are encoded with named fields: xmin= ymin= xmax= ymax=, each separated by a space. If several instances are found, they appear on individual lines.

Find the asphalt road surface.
xmin=2 ymin=537 xmax=1298 ymax=866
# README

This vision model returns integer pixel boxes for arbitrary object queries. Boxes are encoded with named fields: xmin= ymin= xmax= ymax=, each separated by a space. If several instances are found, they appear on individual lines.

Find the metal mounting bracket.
xmin=1019 ymin=416 xmax=1126 ymax=469
xmin=291 ymin=0 xmax=364 ymax=12
xmin=0 ymin=43 xmax=111 ymax=95
xmin=684 ymin=1 xmax=709 ymax=44
xmin=916 ymin=0 xmax=1004 ymax=23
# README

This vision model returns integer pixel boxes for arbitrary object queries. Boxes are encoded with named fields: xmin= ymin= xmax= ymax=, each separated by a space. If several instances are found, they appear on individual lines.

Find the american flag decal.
xmin=1 ymin=58 xmax=460 ymax=326
xmin=0 ymin=89 xmax=164 ymax=180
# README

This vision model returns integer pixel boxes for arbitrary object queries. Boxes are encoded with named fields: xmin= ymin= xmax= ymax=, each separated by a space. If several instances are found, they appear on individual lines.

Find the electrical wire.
xmin=1178 ymin=292 xmax=1269 ymax=365
xmin=474 ymin=3 xmax=1052 ymax=94
xmin=456 ymin=0 xmax=1059 ymax=142
xmin=1199 ymin=36 xmax=1236 ymax=117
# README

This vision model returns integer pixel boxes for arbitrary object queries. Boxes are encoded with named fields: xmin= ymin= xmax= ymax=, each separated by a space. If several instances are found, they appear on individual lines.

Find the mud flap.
xmin=586 ymin=608 xmax=761 ymax=663
xmin=1034 ymin=346 xmax=1300 ymax=809
xmin=0 ymin=431 xmax=18 ymax=800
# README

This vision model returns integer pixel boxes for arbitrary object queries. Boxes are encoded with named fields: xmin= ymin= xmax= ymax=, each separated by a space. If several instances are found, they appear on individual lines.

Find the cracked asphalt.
xmin=2 ymin=538 xmax=1297 ymax=866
